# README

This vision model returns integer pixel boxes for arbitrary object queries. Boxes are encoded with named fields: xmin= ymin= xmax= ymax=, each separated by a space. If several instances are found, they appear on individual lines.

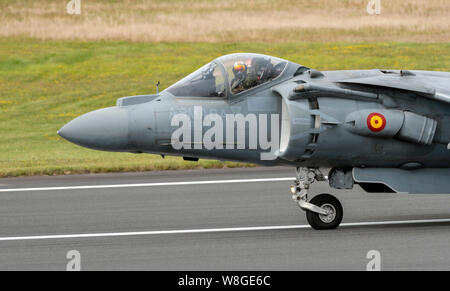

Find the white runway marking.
xmin=0 ymin=177 xmax=295 ymax=193
xmin=0 ymin=218 xmax=449 ymax=242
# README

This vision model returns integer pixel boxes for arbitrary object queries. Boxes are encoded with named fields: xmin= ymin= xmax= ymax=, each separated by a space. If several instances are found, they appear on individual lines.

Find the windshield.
xmin=166 ymin=62 xmax=226 ymax=97
xmin=165 ymin=53 xmax=288 ymax=98
xmin=218 ymin=53 xmax=287 ymax=95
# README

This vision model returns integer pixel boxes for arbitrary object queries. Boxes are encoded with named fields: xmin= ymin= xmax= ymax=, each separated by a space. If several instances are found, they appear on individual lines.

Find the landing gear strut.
xmin=291 ymin=167 xmax=343 ymax=230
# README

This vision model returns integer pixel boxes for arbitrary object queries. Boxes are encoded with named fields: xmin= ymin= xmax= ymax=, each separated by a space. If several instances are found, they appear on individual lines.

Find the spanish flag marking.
xmin=367 ymin=113 xmax=386 ymax=132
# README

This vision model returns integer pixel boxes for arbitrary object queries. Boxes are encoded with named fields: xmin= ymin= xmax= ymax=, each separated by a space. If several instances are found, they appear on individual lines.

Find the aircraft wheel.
xmin=306 ymin=194 xmax=343 ymax=230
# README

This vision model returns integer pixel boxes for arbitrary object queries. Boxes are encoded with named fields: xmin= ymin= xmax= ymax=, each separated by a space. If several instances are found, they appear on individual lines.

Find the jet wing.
xmin=337 ymin=74 xmax=435 ymax=96
xmin=336 ymin=71 xmax=450 ymax=104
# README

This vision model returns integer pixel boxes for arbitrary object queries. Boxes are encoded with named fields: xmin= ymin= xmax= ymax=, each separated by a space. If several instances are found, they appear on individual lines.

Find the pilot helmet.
xmin=232 ymin=61 xmax=247 ymax=74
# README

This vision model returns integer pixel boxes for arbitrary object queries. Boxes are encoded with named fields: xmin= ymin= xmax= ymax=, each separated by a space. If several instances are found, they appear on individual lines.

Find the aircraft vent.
xmin=300 ymin=96 xmax=321 ymax=159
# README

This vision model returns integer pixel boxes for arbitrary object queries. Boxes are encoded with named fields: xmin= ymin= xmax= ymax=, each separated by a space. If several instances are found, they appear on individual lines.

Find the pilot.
xmin=231 ymin=61 xmax=248 ymax=94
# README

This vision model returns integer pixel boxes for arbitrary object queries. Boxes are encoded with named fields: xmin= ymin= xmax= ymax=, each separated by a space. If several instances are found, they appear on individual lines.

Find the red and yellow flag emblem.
xmin=367 ymin=113 xmax=386 ymax=132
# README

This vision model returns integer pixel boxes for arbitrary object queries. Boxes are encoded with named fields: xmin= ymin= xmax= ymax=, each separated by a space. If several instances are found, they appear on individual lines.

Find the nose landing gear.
xmin=305 ymin=194 xmax=343 ymax=230
xmin=291 ymin=167 xmax=343 ymax=230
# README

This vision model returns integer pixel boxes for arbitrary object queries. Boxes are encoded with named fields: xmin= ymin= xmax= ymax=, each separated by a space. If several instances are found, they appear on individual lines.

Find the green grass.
xmin=0 ymin=38 xmax=449 ymax=177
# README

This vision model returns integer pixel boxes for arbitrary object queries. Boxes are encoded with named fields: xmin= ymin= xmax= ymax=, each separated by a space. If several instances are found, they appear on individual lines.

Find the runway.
xmin=0 ymin=167 xmax=449 ymax=270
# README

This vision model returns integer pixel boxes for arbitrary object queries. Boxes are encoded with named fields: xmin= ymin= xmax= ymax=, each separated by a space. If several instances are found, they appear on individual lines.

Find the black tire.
xmin=306 ymin=194 xmax=343 ymax=230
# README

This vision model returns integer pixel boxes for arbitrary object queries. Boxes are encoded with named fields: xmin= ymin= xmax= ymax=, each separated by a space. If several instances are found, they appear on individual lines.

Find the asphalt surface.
xmin=0 ymin=167 xmax=449 ymax=271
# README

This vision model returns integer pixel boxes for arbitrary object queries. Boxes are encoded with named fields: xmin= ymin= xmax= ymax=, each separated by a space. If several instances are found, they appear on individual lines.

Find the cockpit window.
xmin=219 ymin=54 xmax=287 ymax=95
xmin=165 ymin=53 xmax=288 ymax=98
xmin=166 ymin=62 xmax=226 ymax=97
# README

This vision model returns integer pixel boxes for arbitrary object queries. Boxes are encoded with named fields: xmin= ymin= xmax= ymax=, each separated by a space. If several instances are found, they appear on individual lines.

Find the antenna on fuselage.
xmin=156 ymin=81 xmax=160 ymax=94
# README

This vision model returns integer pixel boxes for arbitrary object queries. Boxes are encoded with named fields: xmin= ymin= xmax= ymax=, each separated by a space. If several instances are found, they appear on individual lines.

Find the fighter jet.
xmin=58 ymin=53 xmax=450 ymax=230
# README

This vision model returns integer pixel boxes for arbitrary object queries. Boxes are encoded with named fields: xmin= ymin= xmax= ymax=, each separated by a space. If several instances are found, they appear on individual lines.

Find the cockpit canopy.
xmin=166 ymin=53 xmax=288 ymax=97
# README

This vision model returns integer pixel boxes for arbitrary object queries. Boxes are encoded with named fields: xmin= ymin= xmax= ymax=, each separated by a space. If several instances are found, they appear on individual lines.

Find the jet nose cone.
xmin=58 ymin=107 xmax=129 ymax=151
